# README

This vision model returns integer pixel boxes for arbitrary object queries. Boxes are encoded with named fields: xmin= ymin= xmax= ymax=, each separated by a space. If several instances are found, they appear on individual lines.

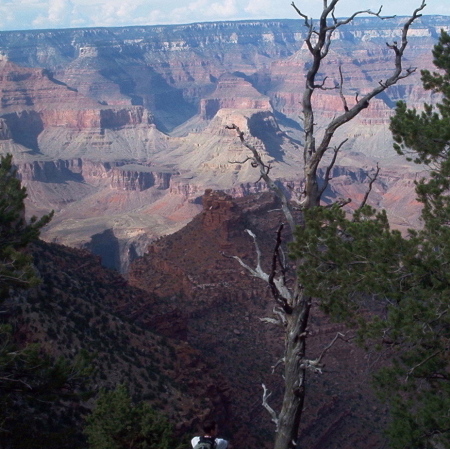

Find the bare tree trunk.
xmin=227 ymin=3 xmax=426 ymax=449
xmin=275 ymin=296 xmax=311 ymax=449
xmin=275 ymin=4 xmax=425 ymax=447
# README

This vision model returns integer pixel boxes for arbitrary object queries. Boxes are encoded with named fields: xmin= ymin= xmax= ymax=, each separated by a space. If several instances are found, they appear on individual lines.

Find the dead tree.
xmin=227 ymin=2 xmax=426 ymax=449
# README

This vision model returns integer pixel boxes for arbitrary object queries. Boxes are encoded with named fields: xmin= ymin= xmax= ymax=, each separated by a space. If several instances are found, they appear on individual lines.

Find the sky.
xmin=0 ymin=0 xmax=448 ymax=32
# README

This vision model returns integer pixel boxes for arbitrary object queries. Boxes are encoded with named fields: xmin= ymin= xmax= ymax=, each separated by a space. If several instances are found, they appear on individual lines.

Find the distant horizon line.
xmin=0 ymin=13 xmax=449 ymax=34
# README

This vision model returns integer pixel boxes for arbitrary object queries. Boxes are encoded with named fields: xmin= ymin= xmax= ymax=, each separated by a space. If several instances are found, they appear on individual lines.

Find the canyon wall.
xmin=1 ymin=15 xmax=447 ymax=449
xmin=128 ymin=190 xmax=393 ymax=449
xmin=0 ymin=16 xmax=446 ymax=269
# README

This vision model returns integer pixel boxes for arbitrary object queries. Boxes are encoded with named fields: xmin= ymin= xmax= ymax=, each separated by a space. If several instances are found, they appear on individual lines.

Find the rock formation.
xmin=128 ymin=190 xmax=391 ymax=449
xmin=200 ymin=73 xmax=272 ymax=119
xmin=7 ymin=239 xmax=232 ymax=440
xmin=0 ymin=16 xmax=445 ymax=269
xmin=1 ymin=16 xmax=446 ymax=448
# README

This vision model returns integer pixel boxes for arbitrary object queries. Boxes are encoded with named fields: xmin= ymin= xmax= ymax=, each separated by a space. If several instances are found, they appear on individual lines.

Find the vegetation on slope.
xmin=290 ymin=30 xmax=450 ymax=449
xmin=0 ymin=153 xmax=221 ymax=448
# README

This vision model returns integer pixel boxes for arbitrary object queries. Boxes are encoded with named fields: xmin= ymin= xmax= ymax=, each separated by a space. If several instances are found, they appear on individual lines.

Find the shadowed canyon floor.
xmin=129 ymin=190 xmax=393 ymax=449
xmin=9 ymin=193 xmax=392 ymax=448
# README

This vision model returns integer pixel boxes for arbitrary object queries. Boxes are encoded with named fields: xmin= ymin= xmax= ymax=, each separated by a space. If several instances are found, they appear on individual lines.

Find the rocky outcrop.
xmin=168 ymin=179 xmax=209 ymax=198
xmin=0 ymin=118 xmax=12 ymax=140
xmin=17 ymin=158 xmax=84 ymax=183
xmin=0 ymin=16 xmax=438 ymax=274
xmin=17 ymin=158 xmax=174 ymax=192
xmin=39 ymin=106 xmax=153 ymax=129
xmin=0 ymin=58 xmax=97 ymax=111
xmin=200 ymin=74 xmax=271 ymax=119
xmin=110 ymin=166 xmax=172 ymax=191
xmin=0 ymin=58 xmax=155 ymax=149
xmin=128 ymin=189 xmax=390 ymax=449
xmin=128 ymin=191 xmax=285 ymax=446
xmin=201 ymin=189 xmax=239 ymax=240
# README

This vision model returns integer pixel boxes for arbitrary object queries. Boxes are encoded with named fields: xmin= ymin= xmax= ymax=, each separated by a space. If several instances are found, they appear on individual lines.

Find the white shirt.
xmin=191 ymin=436 xmax=228 ymax=449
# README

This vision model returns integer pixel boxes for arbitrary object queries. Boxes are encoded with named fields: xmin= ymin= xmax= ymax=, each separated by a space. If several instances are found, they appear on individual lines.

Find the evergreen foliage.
xmin=290 ymin=31 xmax=450 ymax=449
xmin=292 ymin=206 xmax=450 ymax=448
xmin=224 ymin=3 xmax=426 ymax=447
xmin=84 ymin=385 xmax=180 ymax=449
xmin=0 ymin=330 xmax=92 ymax=448
xmin=0 ymin=154 xmax=92 ymax=448
xmin=291 ymin=205 xmax=418 ymax=321
xmin=0 ymin=154 xmax=52 ymax=299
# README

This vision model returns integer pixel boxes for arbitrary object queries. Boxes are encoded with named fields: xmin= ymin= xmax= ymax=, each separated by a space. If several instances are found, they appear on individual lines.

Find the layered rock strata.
xmin=0 ymin=17 xmax=441 ymax=268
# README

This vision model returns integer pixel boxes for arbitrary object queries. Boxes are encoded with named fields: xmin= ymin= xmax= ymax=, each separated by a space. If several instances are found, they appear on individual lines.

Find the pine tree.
xmin=226 ymin=2 xmax=426 ymax=447
xmin=0 ymin=340 xmax=92 ymax=449
xmin=0 ymin=154 xmax=91 ymax=448
xmin=0 ymin=153 xmax=52 ymax=299
xmin=84 ymin=385 xmax=180 ymax=449
xmin=289 ymin=30 xmax=450 ymax=449
xmin=385 ymin=29 xmax=450 ymax=449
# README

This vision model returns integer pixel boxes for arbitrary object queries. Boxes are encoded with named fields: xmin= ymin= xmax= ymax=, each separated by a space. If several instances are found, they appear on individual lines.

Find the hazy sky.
xmin=0 ymin=0 xmax=448 ymax=31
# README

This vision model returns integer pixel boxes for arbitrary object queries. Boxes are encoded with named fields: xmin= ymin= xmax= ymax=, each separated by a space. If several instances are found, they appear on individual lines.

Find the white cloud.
xmin=0 ymin=7 xmax=16 ymax=29
xmin=208 ymin=0 xmax=239 ymax=18
xmin=171 ymin=0 xmax=242 ymax=24
xmin=32 ymin=0 xmax=74 ymax=27
xmin=70 ymin=0 xmax=167 ymax=27
xmin=49 ymin=0 xmax=73 ymax=22
xmin=244 ymin=0 xmax=274 ymax=16
xmin=0 ymin=0 xmax=446 ymax=31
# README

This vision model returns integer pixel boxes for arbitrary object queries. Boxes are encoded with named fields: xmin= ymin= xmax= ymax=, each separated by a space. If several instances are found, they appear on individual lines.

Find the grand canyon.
xmin=1 ymin=12 xmax=449 ymax=449
xmin=0 ymin=15 xmax=447 ymax=271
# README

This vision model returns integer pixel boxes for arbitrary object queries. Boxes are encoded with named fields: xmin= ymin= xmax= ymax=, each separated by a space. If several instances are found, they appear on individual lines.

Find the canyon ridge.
xmin=0 ymin=14 xmax=447 ymax=271
xmin=2 ymin=11 xmax=450 ymax=449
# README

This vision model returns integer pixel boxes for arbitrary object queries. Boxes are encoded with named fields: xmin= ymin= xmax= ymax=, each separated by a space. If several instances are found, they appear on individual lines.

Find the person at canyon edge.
xmin=191 ymin=419 xmax=229 ymax=449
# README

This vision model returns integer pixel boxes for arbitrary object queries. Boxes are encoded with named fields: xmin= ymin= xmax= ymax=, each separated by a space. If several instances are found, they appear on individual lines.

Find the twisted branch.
xmin=226 ymin=124 xmax=295 ymax=232
xmin=359 ymin=164 xmax=381 ymax=209
xmin=262 ymin=383 xmax=279 ymax=430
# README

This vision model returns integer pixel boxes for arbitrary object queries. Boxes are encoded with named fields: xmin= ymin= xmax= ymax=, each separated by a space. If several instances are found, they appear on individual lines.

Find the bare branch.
xmin=359 ymin=164 xmax=381 ymax=209
xmin=255 ymin=164 xmax=273 ymax=183
xmin=273 ymin=306 xmax=288 ymax=323
xmin=246 ymin=229 xmax=264 ymax=272
xmin=326 ymin=6 xmax=394 ymax=31
xmin=324 ymin=197 xmax=351 ymax=208
xmin=259 ymin=307 xmax=288 ymax=327
xmin=221 ymin=229 xmax=268 ymax=281
xmin=300 ymin=2 xmax=425 ymax=209
xmin=318 ymin=139 xmax=348 ymax=198
xmin=262 ymin=383 xmax=279 ymax=430
xmin=300 ymin=332 xmax=347 ymax=373
xmin=0 ymin=376 xmax=32 ymax=389
xmin=226 ymin=124 xmax=296 ymax=232
xmin=291 ymin=1 xmax=311 ymax=28
xmin=268 ymin=224 xmax=293 ymax=313
xmin=311 ymin=76 xmax=339 ymax=91
xmin=260 ymin=316 xmax=283 ymax=325
xmin=222 ymin=228 xmax=293 ymax=312
xmin=338 ymin=66 xmax=349 ymax=112
xmin=405 ymin=350 xmax=441 ymax=382
xmin=271 ymin=357 xmax=285 ymax=374
xmin=316 ymin=332 xmax=346 ymax=362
